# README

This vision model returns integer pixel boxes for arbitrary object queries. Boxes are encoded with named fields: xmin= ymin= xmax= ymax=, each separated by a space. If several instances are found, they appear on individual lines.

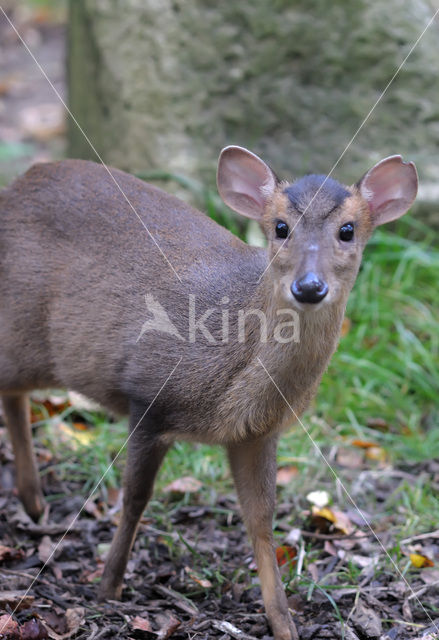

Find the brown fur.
xmin=0 ymin=157 xmax=408 ymax=640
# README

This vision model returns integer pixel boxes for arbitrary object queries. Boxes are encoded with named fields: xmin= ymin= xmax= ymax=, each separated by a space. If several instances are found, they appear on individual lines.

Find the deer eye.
xmin=275 ymin=220 xmax=289 ymax=239
xmin=339 ymin=222 xmax=354 ymax=242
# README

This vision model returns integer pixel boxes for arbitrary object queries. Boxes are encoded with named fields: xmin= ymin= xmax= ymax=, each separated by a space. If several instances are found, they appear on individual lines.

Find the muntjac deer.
xmin=0 ymin=146 xmax=417 ymax=640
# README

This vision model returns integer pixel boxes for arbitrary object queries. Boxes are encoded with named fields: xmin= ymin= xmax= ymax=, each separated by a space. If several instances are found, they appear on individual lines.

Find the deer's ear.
xmin=217 ymin=146 xmax=277 ymax=220
xmin=358 ymin=155 xmax=418 ymax=227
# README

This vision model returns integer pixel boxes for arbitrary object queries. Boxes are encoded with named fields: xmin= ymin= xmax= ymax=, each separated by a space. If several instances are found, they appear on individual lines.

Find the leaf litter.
xmin=1 ymin=426 xmax=439 ymax=640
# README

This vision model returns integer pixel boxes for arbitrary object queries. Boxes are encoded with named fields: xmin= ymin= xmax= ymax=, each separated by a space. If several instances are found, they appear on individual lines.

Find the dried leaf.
xmin=38 ymin=536 xmax=57 ymax=564
xmin=311 ymin=506 xmax=353 ymax=535
xmin=336 ymin=448 xmax=364 ymax=469
xmin=312 ymin=506 xmax=336 ymax=524
xmin=0 ymin=591 xmax=34 ymax=610
xmin=155 ymin=613 xmax=181 ymax=640
xmin=0 ymin=614 xmax=20 ymax=639
xmin=184 ymin=566 xmax=212 ymax=588
xmin=351 ymin=439 xmax=379 ymax=449
xmin=365 ymin=446 xmax=387 ymax=463
xmin=410 ymin=553 xmax=435 ymax=568
xmin=163 ymin=476 xmax=202 ymax=494
xmin=46 ymin=608 xmax=85 ymax=640
xmin=21 ymin=619 xmax=48 ymax=640
xmin=275 ymin=545 xmax=297 ymax=568
xmin=0 ymin=544 xmax=25 ymax=564
xmin=131 ymin=615 xmax=153 ymax=632
xmin=30 ymin=395 xmax=70 ymax=423
xmin=40 ymin=611 xmax=68 ymax=635
xmin=366 ymin=417 xmax=389 ymax=432
xmin=81 ymin=565 xmax=104 ymax=583
xmin=276 ymin=465 xmax=298 ymax=486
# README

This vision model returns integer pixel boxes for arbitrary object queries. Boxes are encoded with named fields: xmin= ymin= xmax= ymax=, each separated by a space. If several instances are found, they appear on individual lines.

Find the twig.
xmin=153 ymin=584 xmax=198 ymax=615
xmin=211 ymin=620 xmax=258 ymax=639
xmin=300 ymin=530 xmax=372 ymax=540
xmin=401 ymin=529 xmax=439 ymax=544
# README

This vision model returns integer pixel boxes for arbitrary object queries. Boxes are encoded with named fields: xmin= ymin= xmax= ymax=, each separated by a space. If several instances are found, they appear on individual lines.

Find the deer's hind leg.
xmin=2 ymin=393 xmax=44 ymax=521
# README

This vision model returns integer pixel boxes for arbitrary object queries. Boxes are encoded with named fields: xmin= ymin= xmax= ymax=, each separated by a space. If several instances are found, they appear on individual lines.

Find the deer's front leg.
xmin=99 ymin=409 xmax=170 ymax=601
xmin=227 ymin=436 xmax=295 ymax=640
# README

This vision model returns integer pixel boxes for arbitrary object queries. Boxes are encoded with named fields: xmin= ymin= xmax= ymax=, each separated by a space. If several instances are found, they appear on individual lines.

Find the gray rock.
xmin=68 ymin=0 xmax=439 ymax=223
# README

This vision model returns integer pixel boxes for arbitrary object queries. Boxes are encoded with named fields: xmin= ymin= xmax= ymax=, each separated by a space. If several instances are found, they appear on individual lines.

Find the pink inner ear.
xmin=360 ymin=155 xmax=418 ymax=225
xmin=217 ymin=146 xmax=276 ymax=219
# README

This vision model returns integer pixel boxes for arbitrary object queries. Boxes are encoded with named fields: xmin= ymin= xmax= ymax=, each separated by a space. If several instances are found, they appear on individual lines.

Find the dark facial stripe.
xmin=284 ymin=174 xmax=351 ymax=215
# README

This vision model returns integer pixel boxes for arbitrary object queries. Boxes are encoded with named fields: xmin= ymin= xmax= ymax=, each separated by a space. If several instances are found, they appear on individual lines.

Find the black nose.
xmin=291 ymin=272 xmax=328 ymax=304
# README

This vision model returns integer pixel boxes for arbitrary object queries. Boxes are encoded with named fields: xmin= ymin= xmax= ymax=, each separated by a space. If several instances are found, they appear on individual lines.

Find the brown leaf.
xmin=156 ymin=613 xmax=181 ymax=640
xmin=275 ymin=545 xmax=297 ymax=568
xmin=81 ymin=565 xmax=104 ymax=583
xmin=46 ymin=608 xmax=85 ymax=640
xmin=364 ymin=446 xmax=387 ymax=463
xmin=184 ymin=566 xmax=212 ymax=588
xmin=131 ymin=615 xmax=153 ymax=632
xmin=351 ymin=439 xmax=379 ymax=449
xmin=38 ymin=536 xmax=57 ymax=564
xmin=39 ymin=611 xmax=68 ymax=635
xmin=0 ymin=544 xmax=25 ymax=564
xmin=30 ymin=394 xmax=71 ymax=423
xmin=276 ymin=465 xmax=299 ymax=486
xmin=366 ymin=417 xmax=389 ymax=432
xmin=21 ymin=619 xmax=48 ymax=640
xmin=163 ymin=476 xmax=202 ymax=495
xmin=336 ymin=448 xmax=364 ymax=469
xmin=0 ymin=590 xmax=34 ymax=610
xmin=0 ymin=614 xmax=20 ymax=639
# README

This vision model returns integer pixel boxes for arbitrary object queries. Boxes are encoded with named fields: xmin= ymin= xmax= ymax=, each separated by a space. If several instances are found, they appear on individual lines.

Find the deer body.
xmin=0 ymin=149 xmax=417 ymax=640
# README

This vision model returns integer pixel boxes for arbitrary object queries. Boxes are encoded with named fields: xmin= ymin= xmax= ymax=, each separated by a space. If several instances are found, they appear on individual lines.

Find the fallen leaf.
xmin=163 ymin=476 xmax=202 ymax=494
xmin=83 ymin=498 xmax=103 ymax=520
xmin=410 ymin=553 xmax=435 ymax=568
xmin=0 ymin=544 xmax=25 ymax=564
xmin=19 ymin=104 xmax=66 ymax=142
xmin=0 ymin=614 xmax=20 ymax=639
xmin=336 ymin=448 xmax=364 ymax=469
xmin=366 ymin=417 xmax=389 ymax=432
xmin=39 ymin=611 xmax=68 ymax=635
xmin=21 ymin=619 xmax=48 ymax=640
xmin=276 ymin=465 xmax=298 ymax=486
xmin=131 ymin=615 xmax=152 ymax=632
xmin=155 ymin=613 xmax=181 ymax=640
xmin=306 ymin=490 xmax=330 ymax=508
xmin=351 ymin=601 xmax=382 ymax=637
xmin=184 ymin=566 xmax=212 ymax=588
xmin=38 ymin=536 xmax=57 ymax=564
xmin=275 ymin=545 xmax=297 ymax=568
xmin=365 ymin=446 xmax=387 ymax=463
xmin=351 ymin=439 xmax=379 ymax=449
xmin=81 ymin=565 xmax=104 ymax=583
xmin=312 ymin=506 xmax=336 ymax=524
xmin=311 ymin=506 xmax=354 ymax=535
xmin=0 ymin=591 xmax=34 ymax=610
xmin=30 ymin=395 xmax=70 ymax=423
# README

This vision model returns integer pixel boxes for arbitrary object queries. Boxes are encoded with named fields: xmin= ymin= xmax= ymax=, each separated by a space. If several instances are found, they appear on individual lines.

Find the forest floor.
xmin=1 ymin=4 xmax=439 ymax=640
xmin=1 ymin=407 xmax=439 ymax=640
